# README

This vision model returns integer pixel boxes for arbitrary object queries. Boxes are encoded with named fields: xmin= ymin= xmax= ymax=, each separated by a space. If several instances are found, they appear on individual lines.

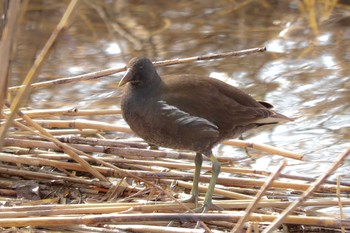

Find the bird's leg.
xmin=193 ymin=153 xmax=222 ymax=229
xmin=202 ymin=153 xmax=221 ymax=212
xmin=181 ymin=152 xmax=203 ymax=208
xmin=191 ymin=152 xmax=203 ymax=207
xmin=168 ymin=153 xmax=203 ymax=228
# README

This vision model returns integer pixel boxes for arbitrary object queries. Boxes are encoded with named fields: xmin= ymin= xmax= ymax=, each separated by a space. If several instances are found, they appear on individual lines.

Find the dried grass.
xmin=1 ymin=102 xmax=349 ymax=232
xmin=0 ymin=0 xmax=349 ymax=232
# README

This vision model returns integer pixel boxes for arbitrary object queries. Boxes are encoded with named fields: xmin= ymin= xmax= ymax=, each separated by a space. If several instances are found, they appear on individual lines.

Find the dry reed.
xmin=0 ymin=0 xmax=348 ymax=232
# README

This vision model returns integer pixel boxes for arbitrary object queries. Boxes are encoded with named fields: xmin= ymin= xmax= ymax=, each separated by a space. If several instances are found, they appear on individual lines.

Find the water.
xmin=9 ymin=1 xmax=350 ymax=181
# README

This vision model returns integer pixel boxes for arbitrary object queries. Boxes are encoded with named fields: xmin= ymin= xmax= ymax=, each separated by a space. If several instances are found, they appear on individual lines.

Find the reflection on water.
xmin=10 ymin=1 xmax=350 ymax=180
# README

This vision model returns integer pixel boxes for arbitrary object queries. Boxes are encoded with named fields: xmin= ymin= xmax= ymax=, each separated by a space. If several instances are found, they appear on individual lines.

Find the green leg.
xmin=168 ymin=153 xmax=203 ymax=228
xmin=194 ymin=153 xmax=221 ymax=228
xmin=190 ymin=152 xmax=203 ymax=208
xmin=202 ymin=153 xmax=221 ymax=212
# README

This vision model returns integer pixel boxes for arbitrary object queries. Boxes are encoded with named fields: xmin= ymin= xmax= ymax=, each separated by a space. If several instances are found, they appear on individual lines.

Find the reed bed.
xmin=1 ymin=0 xmax=349 ymax=232
xmin=1 ymin=104 xmax=349 ymax=232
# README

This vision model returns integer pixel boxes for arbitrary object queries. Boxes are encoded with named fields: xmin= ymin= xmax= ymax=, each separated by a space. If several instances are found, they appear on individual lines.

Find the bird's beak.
xmin=118 ymin=68 xmax=132 ymax=87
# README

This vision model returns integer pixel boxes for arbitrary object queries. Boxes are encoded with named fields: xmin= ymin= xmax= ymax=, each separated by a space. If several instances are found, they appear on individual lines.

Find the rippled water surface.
xmin=10 ymin=1 xmax=350 ymax=181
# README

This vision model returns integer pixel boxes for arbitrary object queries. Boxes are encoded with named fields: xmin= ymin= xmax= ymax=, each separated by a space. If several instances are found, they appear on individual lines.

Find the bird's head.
xmin=119 ymin=57 xmax=158 ymax=87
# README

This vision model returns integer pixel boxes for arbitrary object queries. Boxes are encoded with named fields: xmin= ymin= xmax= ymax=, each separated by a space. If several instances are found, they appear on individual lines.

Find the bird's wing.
xmin=157 ymin=100 xmax=220 ymax=139
xmin=160 ymin=75 xmax=276 ymax=128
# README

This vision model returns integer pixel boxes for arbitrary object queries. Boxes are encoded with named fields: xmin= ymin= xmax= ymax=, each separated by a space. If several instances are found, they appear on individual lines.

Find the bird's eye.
xmin=139 ymin=65 xmax=143 ymax=70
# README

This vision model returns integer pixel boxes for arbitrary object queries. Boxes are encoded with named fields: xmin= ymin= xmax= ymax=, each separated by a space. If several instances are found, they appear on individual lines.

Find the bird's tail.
xmin=255 ymin=112 xmax=294 ymax=125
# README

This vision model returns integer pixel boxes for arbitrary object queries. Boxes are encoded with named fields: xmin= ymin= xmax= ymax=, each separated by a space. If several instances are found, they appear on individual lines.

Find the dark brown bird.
xmin=119 ymin=57 xmax=291 ymax=211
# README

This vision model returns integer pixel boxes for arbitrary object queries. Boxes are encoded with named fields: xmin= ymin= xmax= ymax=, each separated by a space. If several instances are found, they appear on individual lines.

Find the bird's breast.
xmin=121 ymin=91 xmax=163 ymax=139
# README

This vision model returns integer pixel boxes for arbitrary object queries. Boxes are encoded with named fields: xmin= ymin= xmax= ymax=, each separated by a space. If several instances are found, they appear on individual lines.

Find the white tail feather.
xmin=255 ymin=113 xmax=294 ymax=124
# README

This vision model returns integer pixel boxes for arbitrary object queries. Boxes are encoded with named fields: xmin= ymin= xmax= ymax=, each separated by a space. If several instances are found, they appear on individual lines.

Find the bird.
xmin=119 ymin=57 xmax=292 ymax=212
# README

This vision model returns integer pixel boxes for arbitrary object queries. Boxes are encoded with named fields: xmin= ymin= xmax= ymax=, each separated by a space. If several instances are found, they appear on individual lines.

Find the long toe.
xmin=193 ymin=202 xmax=224 ymax=213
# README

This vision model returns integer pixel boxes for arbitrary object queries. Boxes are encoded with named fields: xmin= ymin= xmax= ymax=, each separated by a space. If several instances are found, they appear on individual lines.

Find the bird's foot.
xmin=167 ymin=195 xmax=197 ymax=228
xmin=193 ymin=202 xmax=223 ymax=213
xmin=192 ymin=202 xmax=224 ymax=229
